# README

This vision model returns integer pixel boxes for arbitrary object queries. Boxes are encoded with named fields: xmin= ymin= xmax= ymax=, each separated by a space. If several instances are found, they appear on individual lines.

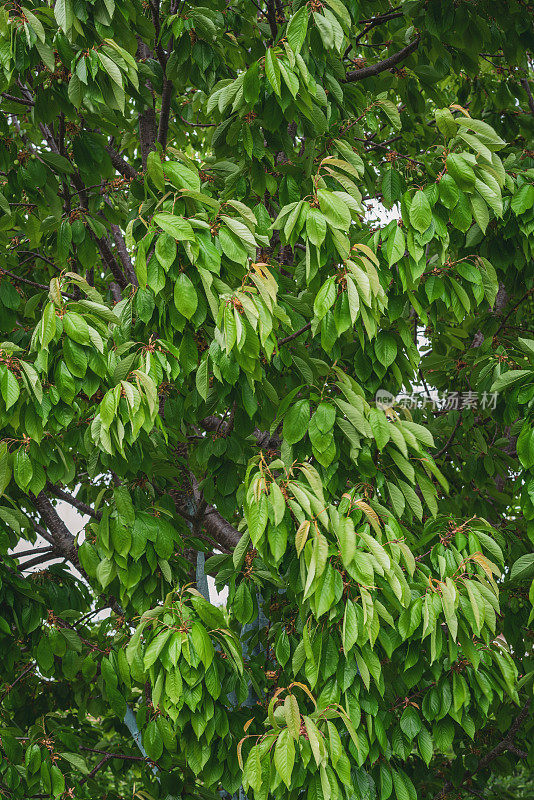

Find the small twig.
xmin=0 ymin=664 xmax=35 ymax=703
xmin=495 ymin=288 xmax=534 ymax=336
xmin=434 ymin=414 xmax=462 ymax=458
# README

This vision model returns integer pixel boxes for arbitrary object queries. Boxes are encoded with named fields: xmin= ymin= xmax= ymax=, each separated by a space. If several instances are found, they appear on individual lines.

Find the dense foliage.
xmin=0 ymin=0 xmax=533 ymax=798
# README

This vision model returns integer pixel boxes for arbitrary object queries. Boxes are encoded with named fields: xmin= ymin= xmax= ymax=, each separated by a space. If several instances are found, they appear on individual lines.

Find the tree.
xmin=0 ymin=0 xmax=533 ymax=798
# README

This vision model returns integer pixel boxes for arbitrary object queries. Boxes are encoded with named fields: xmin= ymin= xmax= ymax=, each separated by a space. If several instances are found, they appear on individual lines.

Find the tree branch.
xmin=1 ymin=92 xmax=35 ymax=106
xmin=46 ymin=482 xmax=102 ymax=521
xmin=157 ymin=78 xmax=174 ymax=149
xmin=110 ymin=225 xmax=138 ymax=286
xmin=345 ymin=36 xmax=420 ymax=82
xmin=434 ymin=414 xmax=462 ymax=458
xmin=277 ymin=322 xmax=311 ymax=346
xmin=521 ymin=77 xmax=534 ymax=115
xmin=19 ymin=552 xmax=58 ymax=570
xmin=0 ymin=664 xmax=35 ymax=703
xmin=265 ymin=0 xmax=278 ymax=39
xmin=433 ymin=699 xmax=532 ymax=800
xmin=93 ymin=233 xmax=129 ymax=289
xmin=14 ymin=546 xmax=55 ymax=559
xmin=29 ymin=492 xmax=82 ymax=569
xmin=0 ymin=266 xmax=75 ymax=299
xmin=105 ymin=145 xmax=138 ymax=180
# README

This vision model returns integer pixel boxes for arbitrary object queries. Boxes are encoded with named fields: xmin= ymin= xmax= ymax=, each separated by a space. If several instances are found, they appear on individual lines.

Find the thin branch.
xmin=0 ymin=664 xmax=35 ymax=703
xmin=433 ymin=700 xmax=531 ymax=800
xmin=495 ymin=287 xmax=534 ymax=337
xmin=0 ymin=266 xmax=75 ymax=298
xmin=19 ymin=552 xmax=59 ymax=570
xmin=16 ymin=250 xmax=59 ymax=270
xmin=46 ymin=482 xmax=102 ymax=521
xmin=13 ymin=546 xmax=54 ymax=559
xmin=277 ymin=322 xmax=311 ymax=346
xmin=434 ymin=414 xmax=462 ymax=458
xmin=1 ymin=92 xmax=35 ymax=106
xmin=179 ymin=115 xmax=216 ymax=128
xmin=345 ymin=36 xmax=420 ymax=82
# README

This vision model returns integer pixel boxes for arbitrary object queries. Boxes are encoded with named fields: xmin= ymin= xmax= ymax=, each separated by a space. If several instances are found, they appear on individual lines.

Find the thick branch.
xmin=170 ymin=485 xmax=242 ymax=551
xmin=29 ymin=492 xmax=81 ymax=568
xmin=265 ymin=0 xmax=278 ymax=39
xmin=157 ymin=78 xmax=174 ymax=149
xmin=94 ymin=234 xmax=129 ymax=288
xmin=1 ymin=92 xmax=35 ymax=106
xmin=19 ymin=552 xmax=57 ymax=571
xmin=345 ymin=37 xmax=420 ymax=82
xmin=110 ymin=225 xmax=138 ymax=286
xmin=201 ymin=506 xmax=242 ymax=550
xmin=105 ymin=145 xmax=138 ymax=180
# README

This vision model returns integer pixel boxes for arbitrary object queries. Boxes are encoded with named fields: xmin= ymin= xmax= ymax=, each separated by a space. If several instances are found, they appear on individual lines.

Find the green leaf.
xmin=283 ymin=399 xmax=310 ymax=444
xmin=369 ymin=408 xmax=390 ymax=450
xmin=14 ymin=449 xmax=32 ymax=490
xmin=446 ymin=153 xmax=475 ymax=188
xmin=439 ymin=174 xmax=459 ymax=209
xmin=287 ymin=6 xmax=309 ymax=53
xmin=511 ymin=183 xmax=534 ymax=216
xmin=375 ymin=332 xmax=398 ymax=367
xmin=265 ymin=49 xmax=281 ymax=96
xmin=409 ymin=190 xmax=432 ymax=233
xmin=386 ymin=225 xmax=405 ymax=267
xmin=1 ymin=369 xmax=19 ymax=410
xmin=274 ymin=728 xmax=295 ymax=788
xmin=510 ymin=553 xmax=534 ymax=583
xmin=400 ymin=706 xmax=422 ymax=740
xmin=314 ymin=277 xmax=337 ymax=321
xmin=317 ymin=189 xmax=351 ymax=230
xmin=174 ymin=273 xmax=198 ymax=319
xmin=153 ymin=213 xmax=195 ymax=241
